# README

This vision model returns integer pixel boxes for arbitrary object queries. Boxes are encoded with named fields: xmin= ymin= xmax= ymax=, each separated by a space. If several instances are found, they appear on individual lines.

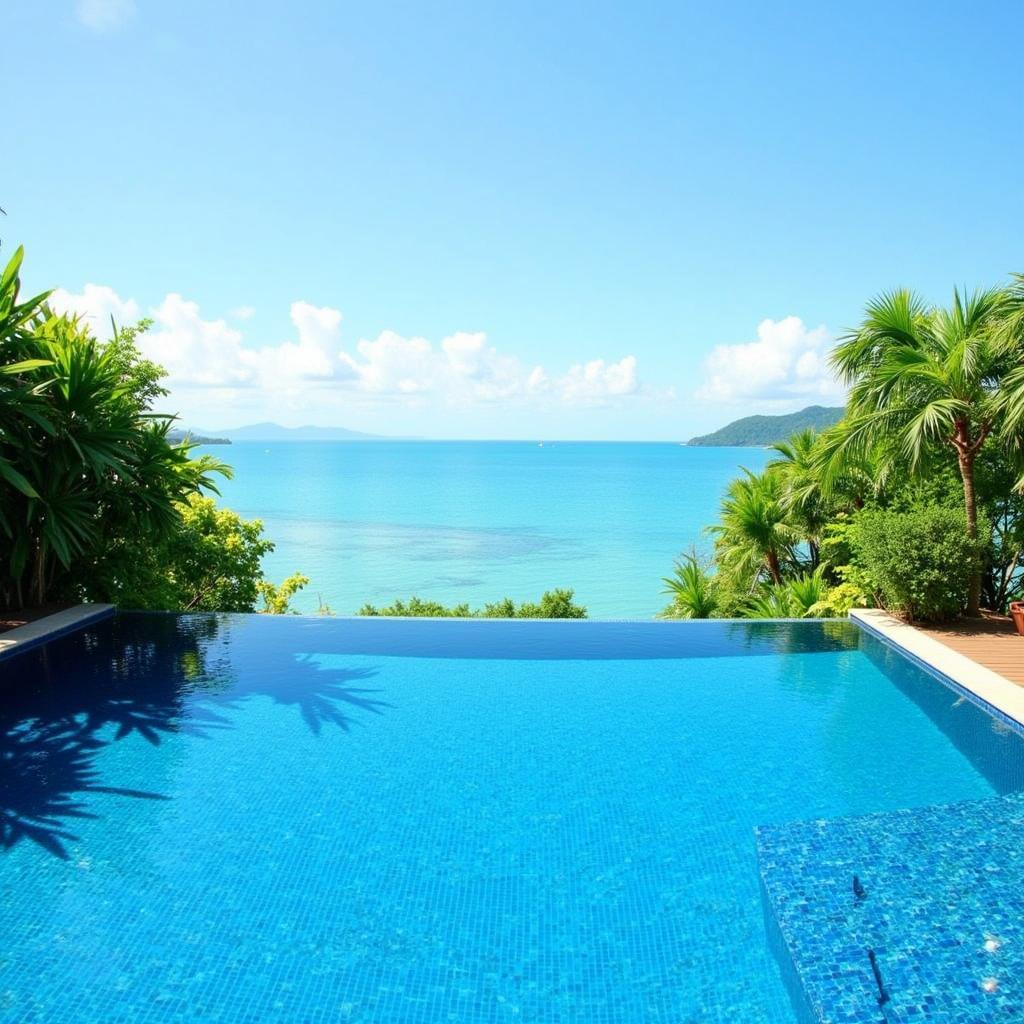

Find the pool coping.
xmin=850 ymin=608 xmax=1024 ymax=731
xmin=0 ymin=603 xmax=115 ymax=662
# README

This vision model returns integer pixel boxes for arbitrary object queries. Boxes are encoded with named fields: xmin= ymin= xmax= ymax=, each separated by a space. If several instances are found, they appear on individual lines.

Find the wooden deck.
xmin=920 ymin=613 xmax=1024 ymax=686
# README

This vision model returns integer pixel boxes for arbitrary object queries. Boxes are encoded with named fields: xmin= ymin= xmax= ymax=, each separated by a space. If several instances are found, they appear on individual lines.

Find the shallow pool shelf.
xmin=757 ymin=795 xmax=1024 ymax=1023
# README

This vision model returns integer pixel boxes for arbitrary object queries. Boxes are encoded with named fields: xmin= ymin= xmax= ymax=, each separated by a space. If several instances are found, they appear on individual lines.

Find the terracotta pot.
xmin=1011 ymin=601 xmax=1024 ymax=637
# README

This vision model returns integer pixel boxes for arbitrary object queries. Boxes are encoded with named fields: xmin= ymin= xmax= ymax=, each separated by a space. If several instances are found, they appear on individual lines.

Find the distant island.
xmin=168 ymin=428 xmax=231 ymax=445
xmin=194 ymin=422 xmax=410 ymax=442
xmin=687 ymin=405 xmax=844 ymax=446
xmin=173 ymin=413 xmax=850 ymax=446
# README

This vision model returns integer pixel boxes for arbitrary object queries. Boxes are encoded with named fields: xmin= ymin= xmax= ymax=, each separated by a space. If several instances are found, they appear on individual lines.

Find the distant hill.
xmin=200 ymin=422 xmax=405 ymax=442
xmin=687 ymin=405 xmax=845 ymax=447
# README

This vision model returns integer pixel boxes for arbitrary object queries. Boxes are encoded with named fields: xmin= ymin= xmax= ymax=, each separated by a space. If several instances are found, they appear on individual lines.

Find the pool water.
xmin=2 ymin=615 xmax=1024 ymax=1023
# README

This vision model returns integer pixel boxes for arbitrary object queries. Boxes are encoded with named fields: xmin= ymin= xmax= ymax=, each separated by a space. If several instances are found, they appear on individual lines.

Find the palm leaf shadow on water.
xmin=0 ymin=615 xmax=389 ymax=860
xmin=209 ymin=649 xmax=388 ymax=736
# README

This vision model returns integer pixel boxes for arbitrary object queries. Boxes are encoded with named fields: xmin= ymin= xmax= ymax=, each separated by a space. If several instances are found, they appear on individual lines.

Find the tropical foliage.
xmin=849 ymin=507 xmax=981 ymax=622
xmin=358 ymin=589 xmax=587 ymax=618
xmin=821 ymin=287 xmax=1014 ymax=614
xmin=742 ymin=567 xmax=830 ymax=619
xmin=0 ymin=247 xmax=302 ymax=613
xmin=257 ymin=573 xmax=312 ymax=614
xmin=661 ymin=553 xmax=718 ymax=619
xmin=91 ymin=495 xmax=287 ymax=612
xmin=711 ymin=469 xmax=798 ymax=586
xmin=665 ymin=274 xmax=1024 ymax=623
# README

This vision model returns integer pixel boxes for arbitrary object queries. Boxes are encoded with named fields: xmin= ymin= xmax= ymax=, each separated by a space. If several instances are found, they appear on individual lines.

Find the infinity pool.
xmin=2 ymin=614 xmax=1024 ymax=1023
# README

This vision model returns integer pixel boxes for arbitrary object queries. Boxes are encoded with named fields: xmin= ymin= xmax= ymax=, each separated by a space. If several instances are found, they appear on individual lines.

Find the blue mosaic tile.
xmin=757 ymin=794 xmax=1024 ymax=1023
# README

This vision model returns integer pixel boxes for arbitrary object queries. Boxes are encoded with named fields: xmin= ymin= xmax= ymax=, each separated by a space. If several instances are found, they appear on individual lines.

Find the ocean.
xmin=202 ymin=441 xmax=771 ymax=618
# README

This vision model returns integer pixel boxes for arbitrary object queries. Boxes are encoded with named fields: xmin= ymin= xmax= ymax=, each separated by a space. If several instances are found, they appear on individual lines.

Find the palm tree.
xmin=993 ymin=273 xmax=1024 ymax=481
xmin=662 ymin=553 xmax=718 ymax=618
xmin=767 ymin=428 xmax=829 ymax=566
xmin=711 ymin=469 xmax=799 ymax=587
xmin=822 ymin=287 xmax=1009 ymax=616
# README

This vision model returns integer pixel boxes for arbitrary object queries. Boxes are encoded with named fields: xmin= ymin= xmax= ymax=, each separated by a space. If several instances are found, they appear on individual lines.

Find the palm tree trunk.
xmin=765 ymin=549 xmax=783 ymax=586
xmin=33 ymin=542 xmax=46 ymax=607
xmin=958 ymin=451 xmax=982 ymax=616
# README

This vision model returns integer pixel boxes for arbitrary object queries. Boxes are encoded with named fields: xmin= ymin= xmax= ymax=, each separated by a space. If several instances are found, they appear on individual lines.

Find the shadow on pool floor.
xmin=0 ymin=615 xmax=388 ymax=859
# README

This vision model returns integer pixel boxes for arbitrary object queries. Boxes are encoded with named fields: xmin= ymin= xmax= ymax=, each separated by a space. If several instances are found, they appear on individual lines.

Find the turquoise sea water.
xmin=202 ymin=442 xmax=771 ymax=616
xmin=4 ymin=615 xmax=1023 ymax=1022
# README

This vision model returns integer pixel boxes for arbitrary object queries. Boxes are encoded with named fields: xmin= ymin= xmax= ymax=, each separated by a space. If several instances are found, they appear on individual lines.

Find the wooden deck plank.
xmin=919 ymin=614 xmax=1024 ymax=686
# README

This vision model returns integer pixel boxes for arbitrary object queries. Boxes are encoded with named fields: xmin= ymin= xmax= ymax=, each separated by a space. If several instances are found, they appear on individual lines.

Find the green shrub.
xmin=358 ymin=589 xmax=586 ymax=619
xmin=810 ymin=579 xmax=872 ymax=617
xmin=358 ymin=596 xmax=472 ymax=617
xmin=503 ymin=588 xmax=587 ymax=619
xmin=85 ymin=494 xmax=303 ymax=613
xmin=850 ymin=507 xmax=983 ymax=622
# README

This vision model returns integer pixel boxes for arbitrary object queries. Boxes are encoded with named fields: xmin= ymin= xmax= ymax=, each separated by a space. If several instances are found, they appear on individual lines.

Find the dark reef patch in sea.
xmin=256 ymin=516 xmax=586 ymax=562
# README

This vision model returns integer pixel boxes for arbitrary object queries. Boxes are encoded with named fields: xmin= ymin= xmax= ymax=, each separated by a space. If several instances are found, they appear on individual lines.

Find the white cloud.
xmin=47 ymin=284 xmax=644 ymax=411
xmin=335 ymin=329 xmax=540 ymax=402
xmin=252 ymin=301 xmax=345 ymax=382
xmin=561 ymin=356 xmax=638 ymax=402
xmin=75 ymin=0 xmax=135 ymax=32
xmin=133 ymin=297 xmax=352 ymax=390
xmin=231 ymin=305 xmax=256 ymax=320
xmin=49 ymin=284 xmax=139 ymax=339
xmin=347 ymin=332 xmax=433 ymax=394
xmin=442 ymin=332 xmax=526 ymax=400
xmin=337 ymin=331 xmax=638 ymax=405
xmin=696 ymin=316 xmax=842 ymax=404
xmin=145 ymin=294 xmax=255 ymax=388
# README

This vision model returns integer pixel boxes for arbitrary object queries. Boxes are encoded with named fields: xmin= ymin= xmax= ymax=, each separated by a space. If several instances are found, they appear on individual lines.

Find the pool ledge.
xmin=0 ymin=603 xmax=115 ymax=661
xmin=850 ymin=608 xmax=1024 ymax=729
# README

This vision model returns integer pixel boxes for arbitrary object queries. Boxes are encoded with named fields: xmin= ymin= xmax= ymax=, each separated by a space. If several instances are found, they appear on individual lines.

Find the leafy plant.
xmin=80 ymin=494 xmax=274 ymax=612
xmin=850 ymin=506 xmax=984 ymax=621
xmin=258 ymin=573 xmax=311 ymax=614
xmin=0 ymin=308 xmax=227 ymax=606
xmin=666 ymin=270 xmax=1024 ymax=619
xmin=661 ymin=553 xmax=718 ymax=619
xmin=809 ymin=579 xmax=871 ymax=617
xmin=359 ymin=589 xmax=587 ymax=618
xmin=742 ymin=567 xmax=831 ymax=618
xmin=358 ymin=596 xmax=472 ymax=617
xmin=509 ymin=588 xmax=587 ymax=619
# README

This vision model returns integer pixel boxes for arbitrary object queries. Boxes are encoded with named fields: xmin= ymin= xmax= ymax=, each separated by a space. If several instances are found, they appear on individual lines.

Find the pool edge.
xmin=850 ymin=608 xmax=1024 ymax=732
xmin=0 ymin=603 xmax=115 ymax=662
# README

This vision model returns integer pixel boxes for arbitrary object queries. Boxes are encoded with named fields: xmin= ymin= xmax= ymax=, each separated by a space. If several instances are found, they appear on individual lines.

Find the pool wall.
xmin=851 ymin=609 xmax=1024 ymax=730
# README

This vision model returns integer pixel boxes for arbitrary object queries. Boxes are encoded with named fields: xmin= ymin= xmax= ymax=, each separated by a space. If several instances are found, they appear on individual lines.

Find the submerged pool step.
xmin=756 ymin=794 xmax=1024 ymax=1023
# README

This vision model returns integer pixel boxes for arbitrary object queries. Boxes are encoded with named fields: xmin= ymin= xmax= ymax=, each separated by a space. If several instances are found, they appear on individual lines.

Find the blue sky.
xmin=7 ymin=1 xmax=1023 ymax=439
